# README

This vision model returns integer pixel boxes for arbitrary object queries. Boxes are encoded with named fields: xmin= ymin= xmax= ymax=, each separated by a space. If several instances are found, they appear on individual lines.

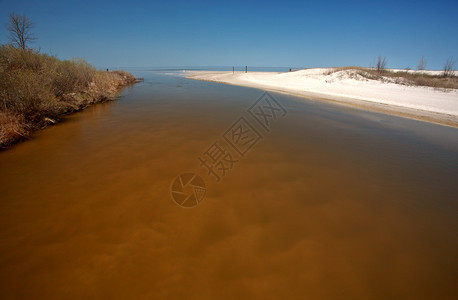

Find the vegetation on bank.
xmin=325 ymin=66 xmax=458 ymax=90
xmin=0 ymin=45 xmax=137 ymax=149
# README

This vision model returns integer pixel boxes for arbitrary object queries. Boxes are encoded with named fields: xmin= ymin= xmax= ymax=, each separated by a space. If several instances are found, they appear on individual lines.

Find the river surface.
xmin=0 ymin=70 xmax=457 ymax=299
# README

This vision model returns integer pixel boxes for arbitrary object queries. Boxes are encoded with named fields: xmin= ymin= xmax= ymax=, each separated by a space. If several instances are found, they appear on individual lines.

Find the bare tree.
xmin=417 ymin=56 xmax=427 ymax=70
xmin=376 ymin=55 xmax=387 ymax=73
xmin=7 ymin=13 xmax=36 ymax=50
xmin=443 ymin=57 xmax=455 ymax=78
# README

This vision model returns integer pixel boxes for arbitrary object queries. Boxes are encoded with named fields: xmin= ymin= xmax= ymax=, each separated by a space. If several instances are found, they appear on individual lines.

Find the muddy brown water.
xmin=0 ymin=71 xmax=457 ymax=299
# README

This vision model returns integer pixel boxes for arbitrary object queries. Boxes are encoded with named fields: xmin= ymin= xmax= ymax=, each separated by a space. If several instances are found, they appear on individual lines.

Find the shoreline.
xmin=0 ymin=70 xmax=139 ymax=150
xmin=187 ymin=70 xmax=458 ymax=128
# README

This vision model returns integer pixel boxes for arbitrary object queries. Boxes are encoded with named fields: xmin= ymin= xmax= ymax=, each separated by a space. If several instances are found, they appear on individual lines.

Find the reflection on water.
xmin=0 ymin=71 xmax=457 ymax=298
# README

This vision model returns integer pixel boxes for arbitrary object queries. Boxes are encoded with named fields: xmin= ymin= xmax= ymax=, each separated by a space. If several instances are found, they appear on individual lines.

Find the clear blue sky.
xmin=0 ymin=0 xmax=457 ymax=69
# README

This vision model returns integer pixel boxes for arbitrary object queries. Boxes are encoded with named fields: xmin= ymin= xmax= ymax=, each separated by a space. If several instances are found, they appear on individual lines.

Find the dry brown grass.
xmin=0 ymin=45 xmax=137 ymax=149
xmin=325 ymin=67 xmax=458 ymax=90
xmin=0 ymin=112 xmax=29 ymax=146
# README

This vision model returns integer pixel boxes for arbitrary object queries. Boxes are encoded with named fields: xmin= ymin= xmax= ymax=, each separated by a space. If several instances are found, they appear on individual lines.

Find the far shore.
xmin=187 ymin=69 xmax=458 ymax=127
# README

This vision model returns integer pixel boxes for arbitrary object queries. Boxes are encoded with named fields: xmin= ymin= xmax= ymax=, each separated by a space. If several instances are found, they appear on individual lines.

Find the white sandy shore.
xmin=187 ymin=69 xmax=458 ymax=126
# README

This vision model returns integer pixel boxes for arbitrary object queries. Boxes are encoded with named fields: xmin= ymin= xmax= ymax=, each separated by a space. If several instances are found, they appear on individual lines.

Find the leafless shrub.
xmin=376 ymin=55 xmax=387 ymax=73
xmin=417 ymin=56 xmax=427 ymax=70
xmin=54 ymin=58 xmax=96 ymax=96
xmin=443 ymin=57 xmax=455 ymax=78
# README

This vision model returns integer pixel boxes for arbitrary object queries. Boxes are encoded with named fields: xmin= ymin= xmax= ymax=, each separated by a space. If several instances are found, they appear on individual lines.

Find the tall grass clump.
xmin=0 ymin=45 xmax=136 ymax=149
xmin=443 ymin=57 xmax=456 ymax=78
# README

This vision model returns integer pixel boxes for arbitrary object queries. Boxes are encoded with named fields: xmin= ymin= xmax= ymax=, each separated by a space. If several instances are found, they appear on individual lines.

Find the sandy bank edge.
xmin=187 ymin=71 xmax=458 ymax=128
